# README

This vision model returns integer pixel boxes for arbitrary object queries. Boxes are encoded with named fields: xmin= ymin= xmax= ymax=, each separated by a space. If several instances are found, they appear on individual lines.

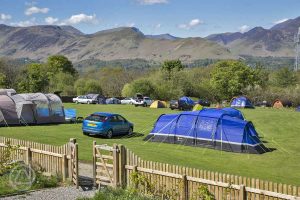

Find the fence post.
xmin=113 ymin=144 xmax=120 ymax=188
xmin=133 ymin=165 xmax=138 ymax=190
xmin=239 ymin=185 xmax=246 ymax=200
xmin=181 ymin=174 xmax=188 ymax=200
xmin=93 ymin=141 xmax=97 ymax=187
xmin=119 ymin=145 xmax=127 ymax=188
xmin=62 ymin=154 xmax=67 ymax=182
xmin=75 ymin=143 xmax=79 ymax=189
xmin=25 ymin=147 xmax=32 ymax=166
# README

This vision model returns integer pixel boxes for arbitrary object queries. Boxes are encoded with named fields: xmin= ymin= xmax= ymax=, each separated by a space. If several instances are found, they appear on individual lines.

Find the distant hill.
xmin=206 ymin=16 xmax=300 ymax=57
xmin=145 ymin=34 xmax=180 ymax=40
xmin=0 ymin=25 xmax=234 ymax=62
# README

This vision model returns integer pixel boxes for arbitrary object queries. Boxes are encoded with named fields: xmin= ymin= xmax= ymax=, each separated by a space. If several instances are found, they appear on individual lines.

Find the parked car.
xmin=73 ymin=95 xmax=97 ymax=104
xmin=134 ymin=97 xmax=153 ymax=107
xmin=82 ymin=112 xmax=134 ymax=138
xmin=106 ymin=97 xmax=121 ymax=104
xmin=197 ymin=99 xmax=211 ymax=107
xmin=170 ymin=99 xmax=194 ymax=111
xmin=121 ymin=97 xmax=136 ymax=105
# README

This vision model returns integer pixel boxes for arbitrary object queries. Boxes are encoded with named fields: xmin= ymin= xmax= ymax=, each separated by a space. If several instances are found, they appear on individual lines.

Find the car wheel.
xmin=171 ymin=108 xmax=174 ymax=110
xmin=128 ymin=127 xmax=133 ymax=135
xmin=106 ymin=129 xmax=113 ymax=139
xmin=143 ymin=103 xmax=147 ymax=107
xmin=83 ymin=132 xmax=88 ymax=136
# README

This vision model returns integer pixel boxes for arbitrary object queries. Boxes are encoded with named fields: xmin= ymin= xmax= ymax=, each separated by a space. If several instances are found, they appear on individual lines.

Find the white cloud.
xmin=273 ymin=18 xmax=289 ymax=24
xmin=0 ymin=13 xmax=12 ymax=21
xmin=178 ymin=18 xmax=203 ymax=30
xmin=45 ymin=17 xmax=58 ymax=25
xmin=62 ymin=13 xmax=98 ymax=25
xmin=25 ymin=6 xmax=49 ymax=16
xmin=138 ymin=0 xmax=168 ymax=5
xmin=126 ymin=22 xmax=135 ymax=27
xmin=10 ymin=18 xmax=36 ymax=27
xmin=155 ymin=23 xmax=161 ymax=29
xmin=239 ymin=25 xmax=250 ymax=33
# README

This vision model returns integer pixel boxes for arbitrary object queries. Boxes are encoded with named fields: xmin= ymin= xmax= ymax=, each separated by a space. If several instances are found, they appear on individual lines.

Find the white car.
xmin=72 ymin=96 xmax=97 ymax=104
xmin=134 ymin=97 xmax=153 ymax=107
xmin=121 ymin=97 xmax=136 ymax=105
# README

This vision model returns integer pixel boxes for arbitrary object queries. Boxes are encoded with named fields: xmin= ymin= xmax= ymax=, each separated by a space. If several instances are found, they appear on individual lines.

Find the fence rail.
xmin=0 ymin=136 xmax=78 ymax=184
xmin=93 ymin=142 xmax=300 ymax=200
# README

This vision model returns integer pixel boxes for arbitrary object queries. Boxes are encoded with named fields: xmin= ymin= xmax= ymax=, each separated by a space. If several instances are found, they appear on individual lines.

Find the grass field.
xmin=0 ymin=103 xmax=299 ymax=186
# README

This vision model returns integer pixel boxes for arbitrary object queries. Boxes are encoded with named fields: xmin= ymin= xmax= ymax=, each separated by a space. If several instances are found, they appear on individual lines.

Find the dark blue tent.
xmin=144 ymin=108 xmax=267 ymax=154
xmin=230 ymin=96 xmax=254 ymax=108
xmin=296 ymin=106 xmax=300 ymax=112
xmin=179 ymin=96 xmax=195 ymax=106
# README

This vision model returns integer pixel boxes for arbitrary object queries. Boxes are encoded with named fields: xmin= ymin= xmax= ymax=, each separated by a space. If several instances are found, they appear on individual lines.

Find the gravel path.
xmin=0 ymin=162 xmax=97 ymax=200
xmin=0 ymin=186 xmax=97 ymax=200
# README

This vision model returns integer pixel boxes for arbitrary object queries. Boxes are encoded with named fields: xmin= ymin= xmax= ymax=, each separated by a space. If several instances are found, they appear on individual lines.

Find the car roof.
xmin=92 ymin=112 xmax=117 ymax=117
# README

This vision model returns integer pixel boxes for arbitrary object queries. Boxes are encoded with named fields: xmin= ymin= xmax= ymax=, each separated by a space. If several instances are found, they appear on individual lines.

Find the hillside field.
xmin=0 ymin=104 xmax=299 ymax=186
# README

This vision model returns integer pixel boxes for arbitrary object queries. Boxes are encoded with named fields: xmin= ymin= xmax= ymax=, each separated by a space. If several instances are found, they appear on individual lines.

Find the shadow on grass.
xmin=88 ymin=132 xmax=144 ymax=139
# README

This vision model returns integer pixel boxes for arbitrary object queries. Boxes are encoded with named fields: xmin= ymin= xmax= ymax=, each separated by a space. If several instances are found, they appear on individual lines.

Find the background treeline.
xmin=1 ymin=55 xmax=300 ymax=105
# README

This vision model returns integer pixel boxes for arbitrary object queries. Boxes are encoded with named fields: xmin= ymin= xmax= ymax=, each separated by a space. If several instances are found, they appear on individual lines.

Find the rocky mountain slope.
xmin=206 ymin=16 xmax=300 ymax=57
xmin=0 ymin=25 xmax=234 ymax=62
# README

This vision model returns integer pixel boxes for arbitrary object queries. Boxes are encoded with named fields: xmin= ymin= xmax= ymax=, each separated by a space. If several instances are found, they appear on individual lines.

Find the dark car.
xmin=82 ymin=112 xmax=134 ymax=138
xmin=197 ymin=99 xmax=211 ymax=107
xmin=169 ymin=99 xmax=194 ymax=111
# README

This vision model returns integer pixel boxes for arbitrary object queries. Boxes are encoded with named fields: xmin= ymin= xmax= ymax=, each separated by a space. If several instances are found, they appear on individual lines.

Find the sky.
xmin=0 ymin=0 xmax=300 ymax=37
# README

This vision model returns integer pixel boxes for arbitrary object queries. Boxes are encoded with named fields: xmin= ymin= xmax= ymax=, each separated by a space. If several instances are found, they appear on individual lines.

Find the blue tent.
xmin=296 ymin=106 xmax=300 ymax=112
xmin=179 ymin=96 xmax=195 ymax=105
xmin=144 ymin=108 xmax=267 ymax=154
xmin=64 ymin=108 xmax=76 ymax=123
xmin=230 ymin=96 xmax=254 ymax=108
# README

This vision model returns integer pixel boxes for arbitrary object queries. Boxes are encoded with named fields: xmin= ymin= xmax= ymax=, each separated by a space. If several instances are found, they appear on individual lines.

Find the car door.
xmin=109 ymin=115 xmax=122 ymax=134
xmin=117 ymin=115 xmax=129 ymax=133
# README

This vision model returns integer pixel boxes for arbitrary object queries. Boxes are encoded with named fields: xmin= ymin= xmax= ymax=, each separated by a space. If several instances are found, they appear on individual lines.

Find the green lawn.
xmin=0 ymin=104 xmax=299 ymax=186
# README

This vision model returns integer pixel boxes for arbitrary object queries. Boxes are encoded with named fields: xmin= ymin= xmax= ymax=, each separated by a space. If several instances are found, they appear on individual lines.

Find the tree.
xmin=0 ymin=73 xmax=6 ymax=88
xmin=271 ymin=67 xmax=297 ymax=88
xmin=161 ymin=60 xmax=184 ymax=80
xmin=210 ymin=60 xmax=258 ymax=100
xmin=47 ymin=55 xmax=77 ymax=75
xmin=48 ymin=72 xmax=76 ymax=95
xmin=121 ymin=83 xmax=134 ymax=97
xmin=18 ymin=63 xmax=49 ymax=93
xmin=130 ymin=79 xmax=156 ymax=97
xmin=84 ymin=80 xmax=102 ymax=94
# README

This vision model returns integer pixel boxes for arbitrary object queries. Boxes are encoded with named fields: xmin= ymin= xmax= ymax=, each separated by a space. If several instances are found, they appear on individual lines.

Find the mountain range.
xmin=0 ymin=16 xmax=299 ymax=63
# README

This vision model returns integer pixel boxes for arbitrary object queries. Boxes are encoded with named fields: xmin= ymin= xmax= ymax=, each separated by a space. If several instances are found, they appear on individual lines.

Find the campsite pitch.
xmin=0 ymin=104 xmax=299 ymax=186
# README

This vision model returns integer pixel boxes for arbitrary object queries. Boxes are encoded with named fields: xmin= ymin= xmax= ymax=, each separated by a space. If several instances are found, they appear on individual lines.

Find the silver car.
xmin=72 ymin=96 xmax=97 ymax=104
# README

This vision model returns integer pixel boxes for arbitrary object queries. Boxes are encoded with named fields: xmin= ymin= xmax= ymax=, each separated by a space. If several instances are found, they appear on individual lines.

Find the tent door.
xmin=20 ymin=105 xmax=36 ymax=124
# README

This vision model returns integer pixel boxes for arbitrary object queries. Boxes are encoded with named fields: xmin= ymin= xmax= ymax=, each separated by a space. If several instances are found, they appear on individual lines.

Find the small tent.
xmin=11 ymin=94 xmax=37 ymax=124
xmin=150 ymin=100 xmax=167 ymax=108
xmin=192 ymin=104 xmax=203 ymax=111
xmin=273 ymin=99 xmax=292 ymax=109
xmin=87 ymin=94 xmax=106 ymax=104
xmin=230 ymin=96 xmax=254 ymax=108
xmin=144 ymin=108 xmax=266 ymax=154
xmin=296 ymin=106 xmax=300 ymax=112
xmin=179 ymin=96 xmax=195 ymax=105
xmin=0 ymin=95 xmax=19 ymax=125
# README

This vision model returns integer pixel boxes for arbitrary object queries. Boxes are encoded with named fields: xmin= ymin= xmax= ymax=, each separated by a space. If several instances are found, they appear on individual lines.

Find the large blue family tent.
xmin=230 ymin=96 xmax=254 ymax=109
xmin=144 ymin=108 xmax=267 ymax=154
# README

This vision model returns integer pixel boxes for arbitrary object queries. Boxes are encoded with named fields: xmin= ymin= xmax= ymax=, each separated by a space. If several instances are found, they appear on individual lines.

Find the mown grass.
xmin=0 ymin=104 xmax=299 ymax=186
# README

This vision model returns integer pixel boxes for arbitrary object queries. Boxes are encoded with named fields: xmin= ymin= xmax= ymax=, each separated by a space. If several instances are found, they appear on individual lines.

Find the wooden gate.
xmin=69 ymin=138 xmax=79 ymax=188
xmin=93 ymin=142 xmax=119 ymax=188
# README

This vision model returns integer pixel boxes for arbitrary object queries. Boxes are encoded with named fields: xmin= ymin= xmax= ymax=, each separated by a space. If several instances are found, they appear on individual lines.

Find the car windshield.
xmin=86 ymin=115 xmax=107 ymax=122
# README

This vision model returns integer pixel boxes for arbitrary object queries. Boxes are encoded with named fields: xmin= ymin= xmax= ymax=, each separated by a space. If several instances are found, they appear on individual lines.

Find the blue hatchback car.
xmin=82 ymin=112 xmax=134 ymax=138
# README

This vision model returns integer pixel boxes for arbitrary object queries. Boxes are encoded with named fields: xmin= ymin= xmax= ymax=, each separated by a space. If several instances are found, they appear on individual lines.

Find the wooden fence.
xmin=93 ymin=142 xmax=300 ymax=200
xmin=0 ymin=136 xmax=78 ymax=186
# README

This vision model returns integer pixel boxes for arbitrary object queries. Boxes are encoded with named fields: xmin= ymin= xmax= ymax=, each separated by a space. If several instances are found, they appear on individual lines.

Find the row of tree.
xmin=1 ymin=56 xmax=300 ymax=105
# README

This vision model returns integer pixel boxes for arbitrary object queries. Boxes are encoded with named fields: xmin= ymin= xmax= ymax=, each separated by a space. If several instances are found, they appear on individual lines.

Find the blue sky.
xmin=0 ymin=0 xmax=300 ymax=37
